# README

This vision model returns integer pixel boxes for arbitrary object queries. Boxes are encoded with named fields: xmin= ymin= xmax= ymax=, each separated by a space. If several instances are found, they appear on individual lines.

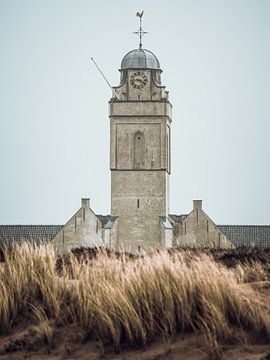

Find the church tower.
xmin=109 ymin=15 xmax=173 ymax=252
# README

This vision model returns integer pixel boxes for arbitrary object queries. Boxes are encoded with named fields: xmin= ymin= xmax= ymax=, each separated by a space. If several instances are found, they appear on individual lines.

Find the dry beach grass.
xmin=0 ymin=243 xmax=270 ymax=359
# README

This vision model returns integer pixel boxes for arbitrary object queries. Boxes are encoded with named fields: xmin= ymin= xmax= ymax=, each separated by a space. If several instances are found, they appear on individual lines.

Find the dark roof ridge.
xmin=169 ymin=214 xmax=188 ymax=216
xmin=0 ymin=224 xmax=63 ymax=226
xmin=218 ymin=224 xmax=270 ymax=227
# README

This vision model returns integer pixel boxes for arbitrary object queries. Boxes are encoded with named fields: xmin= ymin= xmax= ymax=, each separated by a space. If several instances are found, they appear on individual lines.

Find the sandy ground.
xmin=1 ymin=282 xmax=270 ymax=360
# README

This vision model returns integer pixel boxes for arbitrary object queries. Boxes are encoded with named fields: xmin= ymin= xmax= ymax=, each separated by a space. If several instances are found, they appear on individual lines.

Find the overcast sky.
xmin=0 ymin=0 xmax=269 ymax=225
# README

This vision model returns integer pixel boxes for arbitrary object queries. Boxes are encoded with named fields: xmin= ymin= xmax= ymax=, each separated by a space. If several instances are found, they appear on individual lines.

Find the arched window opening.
xmin=134 ymin=131 xmax=145 ymax=169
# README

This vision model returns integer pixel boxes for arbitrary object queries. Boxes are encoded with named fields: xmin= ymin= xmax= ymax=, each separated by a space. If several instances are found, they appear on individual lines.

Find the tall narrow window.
xmin=137 ymin=199 xmax=140 ymax=208
xmin=134 ymin=131 xmax=145 ymax=169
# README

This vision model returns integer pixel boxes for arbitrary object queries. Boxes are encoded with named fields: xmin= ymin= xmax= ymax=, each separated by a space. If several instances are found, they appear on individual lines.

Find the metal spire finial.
xmin=133 ymin=11 xmax=148 ymax=50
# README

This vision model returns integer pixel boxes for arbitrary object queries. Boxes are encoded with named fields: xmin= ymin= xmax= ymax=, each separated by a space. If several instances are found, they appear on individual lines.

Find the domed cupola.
xmin=121 ymin=48 xmax=160 ymax=70
xmin=116 ymin=12 xmax=163 ymax=88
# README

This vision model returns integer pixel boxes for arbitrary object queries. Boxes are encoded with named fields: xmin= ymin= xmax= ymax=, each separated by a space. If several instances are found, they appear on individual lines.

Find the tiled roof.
xmin=169 ymin=214 xmax=270 ymax=248
xmin=160 ymin=216 xmax=174 ymax=229
xmin=218 ymin=225 xmax=270 ymax=248
xmin=169 ymin=214 xmax=188 ymax=223
xmin=0 ymin=225 xmax=63 ymax=247
xmin=0 ymin=216 xmax=112 ymax=248
xmin=1 ymin=222 xmax=270 ymax=248
xmin=104 ymin=216 xmax=118 ymax=229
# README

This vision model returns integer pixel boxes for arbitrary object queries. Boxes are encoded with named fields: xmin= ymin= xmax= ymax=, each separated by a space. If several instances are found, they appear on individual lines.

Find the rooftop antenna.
xmin=133 ymin=11 xmax=149 ymax=50
xmin=90 ymin=57 xmax=120 ymax=100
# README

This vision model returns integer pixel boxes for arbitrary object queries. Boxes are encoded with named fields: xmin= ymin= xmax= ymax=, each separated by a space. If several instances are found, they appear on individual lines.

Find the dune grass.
xmin=0 ymin=243 xmax=269 ymax=358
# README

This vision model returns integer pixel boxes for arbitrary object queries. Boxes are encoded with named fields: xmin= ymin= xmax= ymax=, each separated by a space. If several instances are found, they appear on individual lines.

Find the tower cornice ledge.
xmin=109 ymin=114 xmax=172 ymax=120
xmin=110 ymin=168 xmax=170 ymax=172
xmin=109 ymin=99 xmax=172 ymax=105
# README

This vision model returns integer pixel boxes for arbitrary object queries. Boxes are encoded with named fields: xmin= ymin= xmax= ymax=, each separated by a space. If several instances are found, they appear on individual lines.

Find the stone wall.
xmin=104 ymin=217 xmax=118 ymax=249
xmin=173 ymin=200 xmax=233 ymax=248
xmin=160 ymin=217 xmax=173 ymax=248
xmin=110 ymin=67 xmax=172 ymax=253
xmin=111 ymin=171 xmax=169 ymax=252
xmin=52 ymin=198 xmax=103 ymax=254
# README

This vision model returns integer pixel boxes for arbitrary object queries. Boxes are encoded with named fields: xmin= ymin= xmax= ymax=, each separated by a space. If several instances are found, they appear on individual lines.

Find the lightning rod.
xmin=91 ymin=57 xmax=119 ymax=100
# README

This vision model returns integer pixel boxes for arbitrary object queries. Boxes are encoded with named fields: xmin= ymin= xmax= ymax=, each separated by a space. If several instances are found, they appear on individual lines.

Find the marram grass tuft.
xmin=0 ymin=243 xmax=269 ymax=355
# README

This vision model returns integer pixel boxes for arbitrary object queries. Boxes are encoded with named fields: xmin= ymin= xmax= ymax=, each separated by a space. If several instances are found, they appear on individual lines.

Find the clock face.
xmin=130 ymin=72 xmax=148 ymax=89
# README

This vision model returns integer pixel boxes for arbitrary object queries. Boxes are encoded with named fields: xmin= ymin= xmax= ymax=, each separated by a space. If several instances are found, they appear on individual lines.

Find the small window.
xmin=134 ymin=131 xmax=145 ymax=169
xmin=137 ymin=199 xmax=140 ymax=208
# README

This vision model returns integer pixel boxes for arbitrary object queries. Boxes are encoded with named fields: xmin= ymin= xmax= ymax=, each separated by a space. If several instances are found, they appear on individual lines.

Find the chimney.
xmin=81 ymin=198 xmax=90 ymax=208
xmin=193 ymin=199 xmax=202 ymax=211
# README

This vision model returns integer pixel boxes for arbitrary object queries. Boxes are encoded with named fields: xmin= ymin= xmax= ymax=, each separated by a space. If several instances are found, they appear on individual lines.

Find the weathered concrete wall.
xmin=173 ymin=200 xmax=233 ymax=248
xmin=52 ymin=198 xmax=103 ymax=254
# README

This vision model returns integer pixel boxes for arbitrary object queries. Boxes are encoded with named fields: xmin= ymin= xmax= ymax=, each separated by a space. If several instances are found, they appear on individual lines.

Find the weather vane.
xmin=133 ymin=11 xmax=149 ymax=50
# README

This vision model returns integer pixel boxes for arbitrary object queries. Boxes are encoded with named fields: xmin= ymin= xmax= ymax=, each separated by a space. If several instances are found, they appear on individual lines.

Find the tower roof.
xmin=121 ymin=48 xmax=160 ymax=70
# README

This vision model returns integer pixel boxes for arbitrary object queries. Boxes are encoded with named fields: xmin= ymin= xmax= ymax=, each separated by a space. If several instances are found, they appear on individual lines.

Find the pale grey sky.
xmin=0 ymin=0 xmax=269 ymax=225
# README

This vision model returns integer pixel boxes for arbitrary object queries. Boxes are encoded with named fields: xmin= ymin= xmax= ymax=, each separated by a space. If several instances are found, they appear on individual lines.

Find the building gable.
xmin=51 ymin=198 xmax=103 ymax=254
xmin=171 ymin=200 xmax=233 ymax=248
